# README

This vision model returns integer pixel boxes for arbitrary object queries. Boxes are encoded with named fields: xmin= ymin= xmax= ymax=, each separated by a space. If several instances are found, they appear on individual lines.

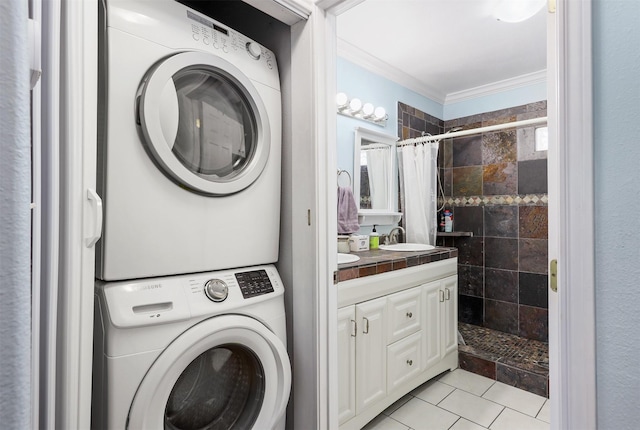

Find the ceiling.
xmin=337 ymin=0 xmax=547 ymax=103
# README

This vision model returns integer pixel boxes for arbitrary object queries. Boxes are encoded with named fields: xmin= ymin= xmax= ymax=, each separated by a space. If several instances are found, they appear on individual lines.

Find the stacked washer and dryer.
xmin=92 ymin=1 xmax=291 ymax=429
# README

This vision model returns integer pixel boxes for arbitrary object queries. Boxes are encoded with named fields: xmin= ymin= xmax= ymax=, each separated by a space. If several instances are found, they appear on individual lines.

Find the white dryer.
xmin=92 ymin=265 xmax=291 ymax=430
xmin=96 ymin=0 xmax=282 ymax=280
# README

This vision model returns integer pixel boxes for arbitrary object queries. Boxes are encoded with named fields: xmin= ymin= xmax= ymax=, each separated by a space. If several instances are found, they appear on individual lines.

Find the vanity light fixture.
xmin=336 ymin=93 xmax=388 ymax=126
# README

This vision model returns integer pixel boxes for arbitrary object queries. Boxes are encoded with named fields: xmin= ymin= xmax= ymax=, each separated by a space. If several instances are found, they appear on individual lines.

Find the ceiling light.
xmin=494 ymin=0 xmax=545 ymax=23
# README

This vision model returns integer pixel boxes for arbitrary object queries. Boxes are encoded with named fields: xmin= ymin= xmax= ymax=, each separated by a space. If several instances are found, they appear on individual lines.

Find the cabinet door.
xmin=442 ymin=275 xmax=458 ymax=357
xmin=387 ymin=331 xmax=422 ymax=392
xmin=355 ymin=296 xmax=387 ymax=413
xmin=337 ymin=306 xmax=356 ymax=425
xmin=387 ymin=286 xmax=421 ymax=344
xmin=421 ymin=280 xmax=442 ymax=371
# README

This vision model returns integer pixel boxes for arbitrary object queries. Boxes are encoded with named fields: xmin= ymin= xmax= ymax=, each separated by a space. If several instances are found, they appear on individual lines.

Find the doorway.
xmin=325 ymin=1 xmax=596 ymax=429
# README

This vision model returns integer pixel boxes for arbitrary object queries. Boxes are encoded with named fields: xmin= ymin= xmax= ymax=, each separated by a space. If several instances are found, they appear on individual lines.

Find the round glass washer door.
xmin=137 ymin=51 xmax=271 ymax=196
xmin=127 ymin=315 xmax=291 ymax=430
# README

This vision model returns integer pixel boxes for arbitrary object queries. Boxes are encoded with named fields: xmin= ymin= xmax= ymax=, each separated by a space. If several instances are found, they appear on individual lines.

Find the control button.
xmin=192 ymin=34 xmax=199 ymax=42
xmin=246 ymin=42 xmax=261 ymax=60
xmin=267 ymin=60 xmax=273 ymax=69
xmin=203 ymin=37 xmax=210 ymax=45
xmin=204 ymin=279 xmax=228 ymax=302
xmin=222 ymin=45 xmax=228 ymax=53
xmin=213 ymin=42 xmax=219 ymax=50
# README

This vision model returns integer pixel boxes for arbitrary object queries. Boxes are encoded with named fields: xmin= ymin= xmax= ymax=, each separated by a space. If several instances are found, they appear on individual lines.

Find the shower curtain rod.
xmin=397 ymin=116 xmax=548 ymax=147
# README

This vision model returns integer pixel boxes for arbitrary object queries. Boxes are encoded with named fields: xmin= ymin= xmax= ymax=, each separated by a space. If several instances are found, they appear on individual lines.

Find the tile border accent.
xmin=440 ymin=194 xmax=548 ymax=207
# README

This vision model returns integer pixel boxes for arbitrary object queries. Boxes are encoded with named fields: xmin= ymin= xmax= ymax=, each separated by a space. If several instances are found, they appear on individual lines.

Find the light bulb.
xmin=362 ymin=103 xmax=375 ymax=118
xmin=374 ymin=106 xmax=386 ymax=121
xmin=349 ymin=98 xmax=362 ymax=113
xmin=336 ymin=92 xmax=348 ymax=109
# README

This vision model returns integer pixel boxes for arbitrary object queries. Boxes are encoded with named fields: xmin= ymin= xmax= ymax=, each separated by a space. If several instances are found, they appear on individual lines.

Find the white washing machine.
xmin=92 ymin=265 xmax=291 ymax=430
xmin=96 ymin=0 xmax=282 ymax=280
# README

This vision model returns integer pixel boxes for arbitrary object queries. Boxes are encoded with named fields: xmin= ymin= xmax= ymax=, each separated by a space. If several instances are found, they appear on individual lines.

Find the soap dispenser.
xmin=369 ymin=225 xmax=380 ymax=250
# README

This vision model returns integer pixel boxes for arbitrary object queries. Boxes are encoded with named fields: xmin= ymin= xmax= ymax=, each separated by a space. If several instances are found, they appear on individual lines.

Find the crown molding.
xmin=445 ymin=70 xmax=547 ymax=104
xmin=338 ymin=38 xmax=547 ymax=108
xmin=337 ymin=38 xmax=447 ymax=104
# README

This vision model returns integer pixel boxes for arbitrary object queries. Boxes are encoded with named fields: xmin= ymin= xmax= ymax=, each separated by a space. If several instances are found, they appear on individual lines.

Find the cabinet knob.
xmin=406 ymin=312 xmax=413 ymax=318
xmin=406 ymin=359 xmax=413 ymax=366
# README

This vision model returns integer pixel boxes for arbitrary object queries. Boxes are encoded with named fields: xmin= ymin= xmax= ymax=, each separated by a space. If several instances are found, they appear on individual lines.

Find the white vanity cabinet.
xmin=422 ymin=275 xmax=458 ymax=371
xmin=337 ymin=306 xmax=357 ymax=424
xmin=337 ymin=258 xmax=459 ymax=430
xmin=355 ymin=296 xmax=388 ymax=412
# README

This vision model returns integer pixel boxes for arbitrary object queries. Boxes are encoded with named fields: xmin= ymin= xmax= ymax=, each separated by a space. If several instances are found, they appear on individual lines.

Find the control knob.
xmin=246 ymin=42 xmax=261 ymax=60
xmin=204 ymin=279 xmax=228 ymax=302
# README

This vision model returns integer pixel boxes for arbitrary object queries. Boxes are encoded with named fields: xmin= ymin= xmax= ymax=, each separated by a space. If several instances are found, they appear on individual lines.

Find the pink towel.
xmin=337 ymin=186 xmax=360 ymax=234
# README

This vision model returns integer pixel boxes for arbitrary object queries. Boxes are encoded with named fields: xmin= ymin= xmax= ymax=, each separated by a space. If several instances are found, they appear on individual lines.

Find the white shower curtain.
xmin=365 ymin=147 xmax=389 ymax=210
xmin=397 ymin=142 xmax=439 ymax=245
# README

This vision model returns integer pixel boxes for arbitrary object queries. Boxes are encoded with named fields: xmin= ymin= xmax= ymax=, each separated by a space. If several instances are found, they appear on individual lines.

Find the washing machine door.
xmin=127 ymin=315 xmax=290 ymax=430
xmin=137 ymin=51 xmax=271 ymax=195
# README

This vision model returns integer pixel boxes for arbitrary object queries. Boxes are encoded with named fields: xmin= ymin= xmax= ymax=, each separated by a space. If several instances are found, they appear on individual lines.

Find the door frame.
xmin=320 ymin=0 xmax=597 ymax=429
xmin=547 ymin=0 xmax=596 ymax=428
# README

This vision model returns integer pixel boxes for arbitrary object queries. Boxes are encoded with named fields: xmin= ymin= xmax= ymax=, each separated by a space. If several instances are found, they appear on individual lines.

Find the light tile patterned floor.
xmin=362 ymin=369 xmax=550 ymax=430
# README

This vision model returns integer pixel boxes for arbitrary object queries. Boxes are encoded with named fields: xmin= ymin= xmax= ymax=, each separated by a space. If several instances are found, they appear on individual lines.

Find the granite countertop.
xmin=336 ymin=246 xmax=457 ymax=283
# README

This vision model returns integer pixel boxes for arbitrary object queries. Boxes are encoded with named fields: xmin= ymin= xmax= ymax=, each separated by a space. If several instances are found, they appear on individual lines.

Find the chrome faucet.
xmin=386 ymin=226 xmax=405 ymax=245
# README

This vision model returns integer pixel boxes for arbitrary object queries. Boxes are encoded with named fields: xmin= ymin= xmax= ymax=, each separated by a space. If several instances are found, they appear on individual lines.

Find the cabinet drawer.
xmin=386 ymin=331 xmax=422 ymax=391
xmin=387 ymin=287 xmax=421 ymax=343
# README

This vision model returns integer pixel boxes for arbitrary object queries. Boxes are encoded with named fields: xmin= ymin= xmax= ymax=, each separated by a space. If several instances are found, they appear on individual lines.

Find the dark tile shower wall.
xmin=438 ymin=102 xmax=549 ymax=342
xmin=398 ymin=102 xmax=444 ymax=140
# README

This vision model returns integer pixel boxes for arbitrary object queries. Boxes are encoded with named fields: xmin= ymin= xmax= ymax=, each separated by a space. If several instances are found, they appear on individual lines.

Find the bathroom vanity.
xmin=336 ymin=248 xmax=458 ymax=430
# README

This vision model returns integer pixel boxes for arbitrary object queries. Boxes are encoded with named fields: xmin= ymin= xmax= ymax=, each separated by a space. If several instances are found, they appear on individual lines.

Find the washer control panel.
xmin=204 ymin=279 xmax=229 ymax=302
xmin=98 ymin=265 xmax=283 ymax=328
xmin=186 ymin=9 xmax=275 ymax=70
xmin=235 ymin=269 xmax=274 ymax=299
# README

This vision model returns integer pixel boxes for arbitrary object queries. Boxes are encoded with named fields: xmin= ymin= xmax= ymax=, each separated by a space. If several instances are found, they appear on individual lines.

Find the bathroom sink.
xmin=379 ymin=243 xmax=435 ymax=252
xmin=337 ymin=253 xmax=360 ymax=264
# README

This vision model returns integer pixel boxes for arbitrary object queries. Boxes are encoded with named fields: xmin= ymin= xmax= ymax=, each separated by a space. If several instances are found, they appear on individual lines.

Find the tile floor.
xmin=362 ymin=369 xmax=550 ymax=430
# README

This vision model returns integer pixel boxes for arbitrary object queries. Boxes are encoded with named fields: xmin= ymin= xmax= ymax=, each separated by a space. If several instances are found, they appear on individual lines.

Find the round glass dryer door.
xmin=137 ymin=51 xmax=271 ymax=195
xmin=127 ymin=315 xmax=291 ymax=430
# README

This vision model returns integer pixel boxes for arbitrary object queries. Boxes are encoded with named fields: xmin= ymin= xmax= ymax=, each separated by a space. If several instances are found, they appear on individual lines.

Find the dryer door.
xmin=137 ymin=51 xmax=271 ymax=195
xmin=127 ymin=315 xmax=290 ymax=430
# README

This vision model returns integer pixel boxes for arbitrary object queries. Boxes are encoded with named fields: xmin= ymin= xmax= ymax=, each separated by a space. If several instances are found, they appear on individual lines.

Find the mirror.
xmin=353 ymin=127 xmax=399 ymax=215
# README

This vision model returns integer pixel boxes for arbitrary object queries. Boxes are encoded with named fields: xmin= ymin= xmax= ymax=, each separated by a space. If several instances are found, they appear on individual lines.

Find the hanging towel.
xmin=337 ymin=186 xmax=360 ymax=234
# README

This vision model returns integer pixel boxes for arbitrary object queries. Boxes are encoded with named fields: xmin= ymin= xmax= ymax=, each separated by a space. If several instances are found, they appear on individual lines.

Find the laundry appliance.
xmin=92 ymin=265 xmax=291 ymax=430
xmin=96 ymin=0 xmax=282 ymax=280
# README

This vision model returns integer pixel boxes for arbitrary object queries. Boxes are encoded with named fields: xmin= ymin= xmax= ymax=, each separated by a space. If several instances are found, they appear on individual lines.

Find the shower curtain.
xmin=397 ymin=142 xmax=439 ymax=245
xmin=365 ymin=147 xmax=389 ymax=210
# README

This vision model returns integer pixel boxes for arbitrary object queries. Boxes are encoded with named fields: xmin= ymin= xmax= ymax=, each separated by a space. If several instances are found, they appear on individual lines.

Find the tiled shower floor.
xmin=457 ymin=323 xmax=549 ymax=397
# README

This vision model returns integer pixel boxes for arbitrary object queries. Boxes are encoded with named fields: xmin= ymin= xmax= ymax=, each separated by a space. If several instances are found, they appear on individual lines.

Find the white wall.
xmin=0 ymin=0 xmax=32 ymax=427
xmin=592 ymin=0 xmax=640 ymax=428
